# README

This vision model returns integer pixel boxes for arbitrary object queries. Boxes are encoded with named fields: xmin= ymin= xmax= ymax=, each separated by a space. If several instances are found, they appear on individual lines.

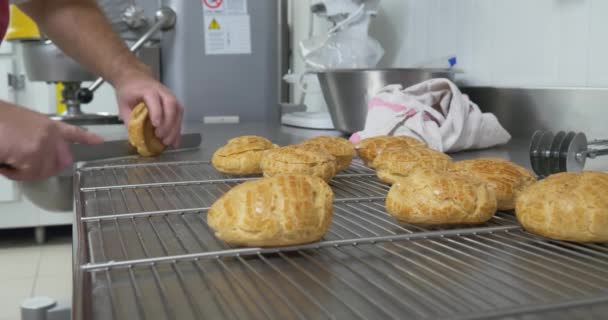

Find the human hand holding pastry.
xmin=128 ymin=102 xmax=167 ymax=157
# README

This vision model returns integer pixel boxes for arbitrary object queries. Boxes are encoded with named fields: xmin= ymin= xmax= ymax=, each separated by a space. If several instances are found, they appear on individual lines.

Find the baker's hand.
xmin=0 ymin=103 xmax=104 ymax=181
xmin=114 ymin=70 xmax=184 ymax=148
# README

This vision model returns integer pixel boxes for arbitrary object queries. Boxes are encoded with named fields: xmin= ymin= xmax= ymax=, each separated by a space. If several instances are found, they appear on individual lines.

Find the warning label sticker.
xmin=203 ymin=14 xmax=251 ymax=55
xmin=208 ymin=18 xmax=220 ymax=30
xmin=203 ymin=0 xmax=250 ymax=55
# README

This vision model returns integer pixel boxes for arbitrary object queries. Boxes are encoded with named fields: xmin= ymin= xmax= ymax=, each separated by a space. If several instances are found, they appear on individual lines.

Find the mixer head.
xmin=529 ymin=130 xmax=588 ymax=177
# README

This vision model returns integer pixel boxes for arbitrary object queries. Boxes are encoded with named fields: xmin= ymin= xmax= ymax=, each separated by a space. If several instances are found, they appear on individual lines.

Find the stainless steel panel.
xmin=21 ymin=40 xmax=96 ymax=82
xmin=463 ymin=87 xmax=608 ymax=140
xmin=74 ymin=142 xmax=608 ymax=319
xmin=21 ymin=41 xmax=161 ymax=83
xmin=318 ymin=68 xmax=456 ymax=134
xmin=161 ymin=0 xmax=282 ymax=123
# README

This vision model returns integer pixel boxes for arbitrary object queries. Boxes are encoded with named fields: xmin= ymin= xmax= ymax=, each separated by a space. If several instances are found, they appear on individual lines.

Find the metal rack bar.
xmin=459 ymin=236 xmax=594 ymax=295
xmin=324 ymin=245 xmax=458 ymax=315
xmin=177 ymin=216 xmax=241 ymax=319
xmin=81 ymin=172 xmax=376 ymax=192
xmin=168 ymin=198 xmax=297 ymax=319
xmin=325 ymin=221 xmax=474 ymax=313
xmin=81 ymin=207 xmax=209 ymax=222
xmin=583 ymin=243 xmax=608 ymax=253
xmin=81 ymin=198 xmax=386 ymax=223
xmin=215 ymin=259 xmax=277 ymax=319
xmin=551 ymin=241 xmax=608 ymax=258
xmin=506 ymin=232 xmax=608 ymax=268
xmin=145 ymin=220 xmax=188 ymax=319
xmin=114 ymin=174 xmax=176 ymax=319
xmin=430 ymin=236 xmax=568 ymax=300
xmin=256 ymin=254 xmax=336 ymax=319
xmin=80 ymin=173 xmax=375 ymax=192
xmin=276 ymin=251 xmax=370 ymax=319
xmin=330 ymin=216 xmax=509 ymax=309
xmin=103 ymin=270 xmax=119 ymax=320
xmin=297 ymin=247 xmax=409 ymax=319
xmin=450 ymin=295 xmax=608 ymax=320
xmin=312 ymin=237 xmax=442 ymax=316
xmin=94 ymin=219 xmax=120 ymax=320
xmin=491 ymin=232 xmax=608 ymax=277
xmin=81 ymin=225 xmax=520 ymax=271
xmin=333 ymin=206 xmax=552 ymax=302
xmin=94 ymin=176 xmax=148 ymax=319
xmin=146 ymin=162 xmax=269 ymax=317
xmin=235 ymin=256 xmax=308 ymax=320
xmin=472 ymin=234 xmax=607 ymax=291
xmin=330 ymin=179 xmax=387 ymax=198
xmin=150 ymin=175 xmax=263 ymax=318
xmin=148 ymin=265 xmax=174 ymax=319
xmin=127 ymin=267 xmax=148 ymax=320
xmin=81 ymin=160 xmax=211 ymax=171
xmin=80 ymin=178 xmax=247 ymax=192
xmin=436 ymin=236 xmax=572 ymax=299
xmin=344 ymin=241 xmax=479 ymax=312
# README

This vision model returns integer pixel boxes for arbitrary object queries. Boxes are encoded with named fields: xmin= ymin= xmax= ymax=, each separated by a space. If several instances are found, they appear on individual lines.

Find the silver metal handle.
xmin=589 ymin=139 xmax=608 ymax=146
xmin=582 ymin=148 xmax=608 ymax=159
xmin=81 ymin=7 xmax=176 ymax=98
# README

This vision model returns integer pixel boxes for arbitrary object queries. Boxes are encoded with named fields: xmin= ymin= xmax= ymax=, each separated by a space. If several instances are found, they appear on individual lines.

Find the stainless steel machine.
xmin=19 ymin=1 xmax=169 ymax=125
xmin=161 ymin=0 xmax=287 ymax=123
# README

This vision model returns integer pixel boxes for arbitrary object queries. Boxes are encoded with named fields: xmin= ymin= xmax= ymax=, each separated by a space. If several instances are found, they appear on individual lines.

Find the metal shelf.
xmin=75 ymin=160 xmax=608 ymax=320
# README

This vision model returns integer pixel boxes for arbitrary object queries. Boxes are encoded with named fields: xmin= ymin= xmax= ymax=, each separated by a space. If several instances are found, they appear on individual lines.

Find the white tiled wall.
xmin=370 ymin=0 xmax=608 ymax=88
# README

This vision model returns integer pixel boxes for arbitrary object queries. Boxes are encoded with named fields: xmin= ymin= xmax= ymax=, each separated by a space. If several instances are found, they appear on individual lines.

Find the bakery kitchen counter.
xmin=85 ymin=121 xmax=608 ymax=172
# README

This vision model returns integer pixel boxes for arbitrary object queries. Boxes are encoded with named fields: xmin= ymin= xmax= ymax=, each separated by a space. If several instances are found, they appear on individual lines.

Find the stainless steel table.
xmin=72 ymin=122 xmax=608 ymax=320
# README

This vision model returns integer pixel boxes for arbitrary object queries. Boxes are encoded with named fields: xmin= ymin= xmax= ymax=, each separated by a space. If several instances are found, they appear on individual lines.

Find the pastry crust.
xmin=450 ymin=158 xmax=537 ymax=210
xmin=260 ymin=145 xmax=337 ymax=182
xmin=300 ymin=136 xmax=355 ymax=171
xmin=356 ymin=135 xmax=426 ymax=167
xmin=386 ymin=168 xmax=497 ymax=225
xmin=127 ymin=103 xmax=166 ymax=157
xmin=515 ymin=171 xmax=608 ymax=243
xmin=212 ymin=136 xmax=278 ymax=175
xmin=373 ymin=147 xmax=452 ymax=184
xmin=207 ymin=175 xmax=334 ymax=247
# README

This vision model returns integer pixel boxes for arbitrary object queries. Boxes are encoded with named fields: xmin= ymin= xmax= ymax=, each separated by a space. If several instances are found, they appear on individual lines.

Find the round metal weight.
xmin=566 ymin=132 xmax=588 ymax=173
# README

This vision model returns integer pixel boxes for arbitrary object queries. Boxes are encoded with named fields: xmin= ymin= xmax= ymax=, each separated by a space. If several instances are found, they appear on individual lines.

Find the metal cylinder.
xmin=21 ymin=296 xmax=57 ymax=320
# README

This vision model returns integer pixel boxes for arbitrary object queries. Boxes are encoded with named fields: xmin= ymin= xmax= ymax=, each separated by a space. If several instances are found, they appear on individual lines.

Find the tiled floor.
xmin=0 ymin=226 xmax=72 ymax=320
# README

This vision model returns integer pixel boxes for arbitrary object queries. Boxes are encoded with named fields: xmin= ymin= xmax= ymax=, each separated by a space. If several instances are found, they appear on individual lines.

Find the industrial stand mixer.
xmin=18 ymin=5 xmax=174 ymax=125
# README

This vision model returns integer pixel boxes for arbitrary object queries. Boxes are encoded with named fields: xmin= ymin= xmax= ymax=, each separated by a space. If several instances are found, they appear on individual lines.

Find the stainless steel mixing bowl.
xmin=21 ymin=40 xmax=98 ymax=82
xmin=317 ymin=68 xmax=456 ymax=134
xmin=19 ymin=167 xmax=74 ymax=212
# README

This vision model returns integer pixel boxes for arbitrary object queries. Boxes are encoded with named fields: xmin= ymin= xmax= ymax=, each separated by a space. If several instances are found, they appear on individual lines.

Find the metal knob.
xmin=122 ymin=5 xmax=147 ymax=29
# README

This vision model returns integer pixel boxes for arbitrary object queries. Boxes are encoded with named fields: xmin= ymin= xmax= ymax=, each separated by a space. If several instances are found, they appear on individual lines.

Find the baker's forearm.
xmin=18 ymin=0 xmax=150 ymax=88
